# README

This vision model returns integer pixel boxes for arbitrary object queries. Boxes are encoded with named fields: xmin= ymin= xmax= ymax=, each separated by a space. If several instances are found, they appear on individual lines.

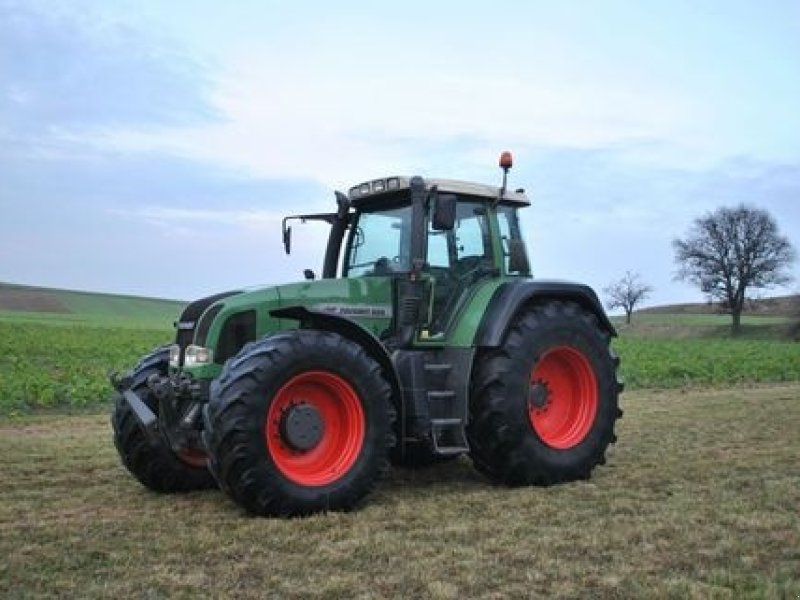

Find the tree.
xmin=604 ymin=271 xmax=653 ymax=325
xmin=673 ymin=204 xmax=796 ymax=335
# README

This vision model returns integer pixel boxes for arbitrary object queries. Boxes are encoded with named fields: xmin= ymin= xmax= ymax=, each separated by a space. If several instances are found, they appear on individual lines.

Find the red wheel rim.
xmin=178 ymin=448 xmax=208 ymax=468
xmin=528 ymin=346 xmax=598 ymax=449
xmin=265 ymin=371 xmax=365 ymax=486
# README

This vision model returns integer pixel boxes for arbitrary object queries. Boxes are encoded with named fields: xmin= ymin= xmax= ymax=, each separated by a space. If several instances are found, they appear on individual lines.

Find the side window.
xmin=498 ymin=205 xmax=530 ymax=275
xmin=426 ymin=200 xmax=491 ymax=270
xmin=425 ymin=199 xmax=493 ymax=334
xmin=454 ymin=205 xmax=490 ymax=262
xmin=427 ymin=229 xmax=449 ymax=268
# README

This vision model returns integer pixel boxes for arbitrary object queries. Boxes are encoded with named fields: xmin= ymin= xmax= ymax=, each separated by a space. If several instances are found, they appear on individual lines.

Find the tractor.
xmin=111 ymin=152 xmax=623 ymax=517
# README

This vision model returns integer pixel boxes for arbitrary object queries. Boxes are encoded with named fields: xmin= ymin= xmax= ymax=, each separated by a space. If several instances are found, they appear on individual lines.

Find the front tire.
xmin=111 ymin=347 xmax=216 ymax=493
xmin=203 ymin=330 xmax=396 ymax=517
xmin=467 ymin=301 xmax=622 ymax=485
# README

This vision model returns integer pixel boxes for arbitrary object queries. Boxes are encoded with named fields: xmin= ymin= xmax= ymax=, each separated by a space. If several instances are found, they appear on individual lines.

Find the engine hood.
xmin=192 ymin=277 xmax=395 ymax=365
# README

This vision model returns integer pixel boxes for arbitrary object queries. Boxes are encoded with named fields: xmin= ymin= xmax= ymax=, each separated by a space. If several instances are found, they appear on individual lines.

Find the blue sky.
xmin=1 ymin=0 xmax=798 ymax=305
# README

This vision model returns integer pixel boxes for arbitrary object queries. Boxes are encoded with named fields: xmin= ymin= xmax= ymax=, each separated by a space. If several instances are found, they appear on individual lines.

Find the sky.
xmin=1 ymin=0 xmax=799 ymax=307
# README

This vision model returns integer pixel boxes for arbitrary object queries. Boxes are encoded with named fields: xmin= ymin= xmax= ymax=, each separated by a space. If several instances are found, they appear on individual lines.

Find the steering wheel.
xmin=454 ymin=255 xmax=484 ymax=278
xmin=373 ymin=257 xmax=394 ymax=275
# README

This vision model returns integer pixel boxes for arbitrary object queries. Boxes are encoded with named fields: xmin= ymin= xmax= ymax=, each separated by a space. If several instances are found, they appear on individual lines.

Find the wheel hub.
xmin=528 ymin=346 xmax=599 ymax=449
xmin=529 ymin=380 xmax=550 ymax=410
xmin=279 ymin=403 xmax=324 ymax=451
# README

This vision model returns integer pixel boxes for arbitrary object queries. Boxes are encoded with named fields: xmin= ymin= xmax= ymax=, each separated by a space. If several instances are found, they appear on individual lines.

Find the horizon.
xmin=1 ymin=279 xmax=797 ymax=317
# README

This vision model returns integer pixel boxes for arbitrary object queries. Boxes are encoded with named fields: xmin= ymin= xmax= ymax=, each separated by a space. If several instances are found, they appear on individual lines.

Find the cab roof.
xmin=347 ymin=176 xmax=530 ymax=207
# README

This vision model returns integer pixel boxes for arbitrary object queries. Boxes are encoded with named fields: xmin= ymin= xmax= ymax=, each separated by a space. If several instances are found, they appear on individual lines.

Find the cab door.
xmin=424 ymin=199 xmax=495 ymax=337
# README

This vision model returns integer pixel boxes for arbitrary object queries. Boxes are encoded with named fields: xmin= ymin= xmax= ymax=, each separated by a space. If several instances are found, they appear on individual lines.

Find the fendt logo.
xmin=312 ymin=304 xmax=393 ymax=319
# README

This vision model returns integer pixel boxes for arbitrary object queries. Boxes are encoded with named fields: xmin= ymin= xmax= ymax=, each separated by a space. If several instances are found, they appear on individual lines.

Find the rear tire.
xmin=203 ymin=330 xmax=396 ymax=517
xmin=111 ymin=347 xmax=216 ymax=493
xmin=467 ymin=301 xmax=622 ymax=485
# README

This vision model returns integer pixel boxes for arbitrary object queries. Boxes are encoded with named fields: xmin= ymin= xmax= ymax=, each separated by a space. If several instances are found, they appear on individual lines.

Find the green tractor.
xmin=111 ymin=152 xmax=623 ymax=517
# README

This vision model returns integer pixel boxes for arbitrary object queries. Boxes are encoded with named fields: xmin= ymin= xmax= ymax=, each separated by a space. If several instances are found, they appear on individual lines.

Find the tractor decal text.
xmin=311 ymin=304 xmax=393 ymax=319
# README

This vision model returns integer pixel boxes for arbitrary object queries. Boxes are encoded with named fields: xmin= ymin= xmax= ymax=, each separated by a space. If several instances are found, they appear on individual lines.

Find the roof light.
xmin=372 ymin=179 xmax=385 ymax=192
xmin=499 ymin=151 xmax=513 ymax=169
xmin=386 ymin=177 xmax=399 ymax=190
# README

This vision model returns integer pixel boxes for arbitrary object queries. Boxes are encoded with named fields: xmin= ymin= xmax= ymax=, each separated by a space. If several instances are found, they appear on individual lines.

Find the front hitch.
xmin=122 ymin=389 xmax=158 ymax=434
xmin=146 ymin=373 xmax=207 ymax=455
xmin=110 ymin=371 xmax=132 ymax=393
xmin=115 ymin=370 xmax=209 ymax=455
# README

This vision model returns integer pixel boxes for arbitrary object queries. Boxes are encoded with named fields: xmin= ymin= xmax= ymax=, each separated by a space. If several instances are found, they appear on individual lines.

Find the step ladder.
xmin=424 ymin=361 xmax=469 ymax=454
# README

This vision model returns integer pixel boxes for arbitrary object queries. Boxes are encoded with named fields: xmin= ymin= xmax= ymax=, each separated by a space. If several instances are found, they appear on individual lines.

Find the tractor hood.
xmin=184 ymin=277 xmax=394 ymax=371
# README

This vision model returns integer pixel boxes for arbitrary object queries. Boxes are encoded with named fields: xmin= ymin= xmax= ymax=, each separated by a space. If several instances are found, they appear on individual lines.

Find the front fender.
xmin=269 ymin=306 xmax=401 ymax=405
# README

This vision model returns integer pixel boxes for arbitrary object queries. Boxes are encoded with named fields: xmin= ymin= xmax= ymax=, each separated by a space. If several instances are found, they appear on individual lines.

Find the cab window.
xmin=425 ymin=199 xmax=493 ymax=332
xmin=497 ymin=205 xmax=530 ymax=275
xmin=345 ymin=204 xmax=412 ymax=277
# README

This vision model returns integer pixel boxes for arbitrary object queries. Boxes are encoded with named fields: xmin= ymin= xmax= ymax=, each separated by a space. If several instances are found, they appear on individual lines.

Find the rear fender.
xmin=474 ymin=280 xmax=616 ymax=347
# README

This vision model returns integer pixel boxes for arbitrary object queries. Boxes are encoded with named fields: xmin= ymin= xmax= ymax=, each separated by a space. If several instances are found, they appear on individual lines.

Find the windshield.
xmin=345 ymin=204 xmax=413 ymax=277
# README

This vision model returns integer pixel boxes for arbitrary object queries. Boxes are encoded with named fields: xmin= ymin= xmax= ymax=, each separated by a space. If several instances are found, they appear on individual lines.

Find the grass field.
xmin=1 ymin=286 xmax=798 ymax=596
xmin=614 ymin=313 xmax=795 ymax=341
xmin=614 ymin=337 xmax=800 ymax=389
xmin=0 ymin=282 xmax=185 ymax=329
xmin=1 ymin=384 xmax=798 ymax=598
xmin=0 ymin=283 xmax=184 ymax=413
xmin=1 ymin=310 xmax=799 ymax=414
xmin=0 ymin=321 xmax=169 ymax=413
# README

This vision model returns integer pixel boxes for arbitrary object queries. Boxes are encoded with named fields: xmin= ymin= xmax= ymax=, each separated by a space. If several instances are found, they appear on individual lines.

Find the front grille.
xmin=176 ymin=324 xmax=195 ymax=351
xmin=195 ymin=305 xmax=223 ymax=347
xmin=173 ymin=290 xmax=241 ymax=350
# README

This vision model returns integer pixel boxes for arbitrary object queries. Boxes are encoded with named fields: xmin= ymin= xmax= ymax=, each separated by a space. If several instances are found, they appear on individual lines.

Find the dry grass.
xmin=1 ymin=385 xmax=799 ymax=599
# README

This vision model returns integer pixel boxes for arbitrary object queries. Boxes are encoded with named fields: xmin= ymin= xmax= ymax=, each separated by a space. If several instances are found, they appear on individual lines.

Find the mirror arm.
xmin=281 ymin=217 xmax=292 ymax=254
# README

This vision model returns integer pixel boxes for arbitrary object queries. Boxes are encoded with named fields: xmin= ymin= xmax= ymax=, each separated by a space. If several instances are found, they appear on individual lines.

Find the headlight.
xmin=168 ymin=344 xmax=181 ymax=368
xmin=184 ymin=344 xmax=213 ymax=367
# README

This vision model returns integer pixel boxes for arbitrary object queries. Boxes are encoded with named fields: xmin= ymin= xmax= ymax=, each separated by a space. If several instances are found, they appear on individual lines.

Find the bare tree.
xmin=604 ymin=271 xmax=653 ymax=325
xmin=673 ymin=204 xmax=795 ymax=335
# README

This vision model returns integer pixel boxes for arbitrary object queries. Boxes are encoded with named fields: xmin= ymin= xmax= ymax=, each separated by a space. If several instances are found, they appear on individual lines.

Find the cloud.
xmin=109 ymin=205 xmax=286 ymax=234
xmin=101 ymin=61 xmax=699 ymax=187
xmin=0 ymin=0 xmax=217 ymax=143
xmin=1 ymin=1 xmax=797 ymax=306
xmin=522 ymin=148 xmax=800 ymax=307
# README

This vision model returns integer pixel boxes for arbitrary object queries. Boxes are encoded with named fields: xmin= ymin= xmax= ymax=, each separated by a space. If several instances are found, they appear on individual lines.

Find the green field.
xmin=0 ymin=282 xmax=184 ymax=329
xmin=0 ymin=283 xmax=182 ymax=413
xmin=1 ymin=385 xmax=798 ymax=598
xmin=0 ymin=321 xmax=170 ymax=413
xmin=613 ymin=312 xmax=795 ymax=341
xmin=0 ymin=286 xmax=799 ymax=596
xmin=615 ymin=336 xmax=800 ymax=389
xmin=1 ymin=297 xmax=799 ymax=413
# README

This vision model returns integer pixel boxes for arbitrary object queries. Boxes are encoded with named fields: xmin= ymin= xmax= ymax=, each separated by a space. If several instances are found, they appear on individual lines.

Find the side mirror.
xmin=432 ymin=193 xmax=457 ymax=231
xmin=282 ymin=223 xmax=292 ymax=254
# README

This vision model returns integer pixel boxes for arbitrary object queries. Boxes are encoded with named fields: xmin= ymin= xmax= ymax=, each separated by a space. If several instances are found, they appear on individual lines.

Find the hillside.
xmin=637 ymin=294 xmax=799 ymax=318
xmin=0 ymin=282 xmax=185 ymax=329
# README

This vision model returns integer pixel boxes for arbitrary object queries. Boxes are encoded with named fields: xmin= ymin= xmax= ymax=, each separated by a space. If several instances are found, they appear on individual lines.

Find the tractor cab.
xmin=282 ymin=164 xmax=532 ymax=340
